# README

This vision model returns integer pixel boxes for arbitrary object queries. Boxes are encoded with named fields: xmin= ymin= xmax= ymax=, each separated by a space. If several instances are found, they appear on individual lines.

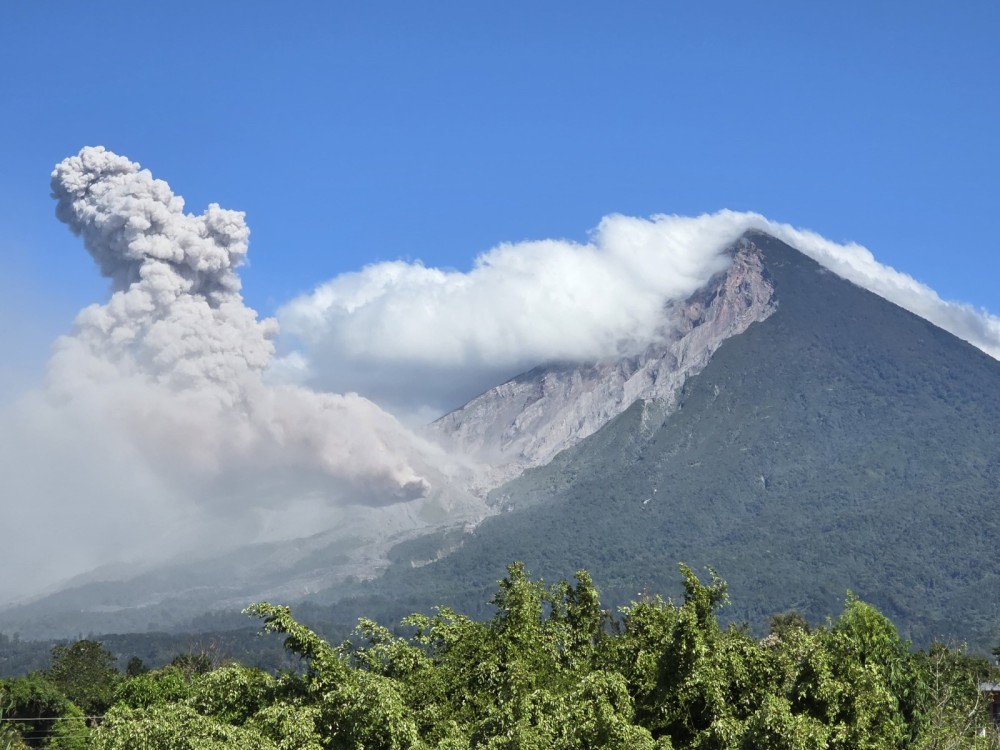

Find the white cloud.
xmin=277 ymin=214 xmax=739 ymax=412
xmin=278 ymin=209 xmax=1000 ymax=415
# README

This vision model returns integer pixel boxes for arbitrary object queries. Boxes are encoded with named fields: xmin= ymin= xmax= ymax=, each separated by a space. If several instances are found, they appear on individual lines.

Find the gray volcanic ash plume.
xmin=49 ymin=147 xmax=275 ymax=400
xmin=0 ymin=147 xmax=456 ymax=601
xmin=48 ymin=146 xmax=433 ymax=500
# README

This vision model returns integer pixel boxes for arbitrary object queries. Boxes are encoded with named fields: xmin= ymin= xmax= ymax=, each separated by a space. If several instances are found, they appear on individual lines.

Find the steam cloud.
xmin=280 ymin=211 xmax=1000 ymax=414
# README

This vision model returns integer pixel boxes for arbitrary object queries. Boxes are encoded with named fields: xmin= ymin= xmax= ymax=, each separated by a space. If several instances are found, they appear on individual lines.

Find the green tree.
xmin=112 ymin=666 xmax=192 ymax=710
xmin=768 ymin=611 xmax=811 ymax=639
xmin=188 ymin=664 xmax=275 ymax=725
xmin=93 ymin=663 xmax=321 ymax=750
xmin=47 ymin=640 xmax=120 ymax=716
xmin=0 ymin=673 xmax=89 ymax=750
xmin=93 ymin=703 xmax=276 ymax=750
xmin=912 ymin=642 xmax=998 ymax=750
xmin=124 ymin=657 xmax=147 ymax=678
xmin=608 ymin=564 xmax=736 ymax=745
xmin=560 ymin=671 xmax=662 ymax=750
xmin=0 ymin=703 xmax=26 ymax=750
xmin=170 ymin=652 xmax=213 ymax=680
xmin=81 ymin=561 xmax=994 ymax=750
xmin=396 ymin=563 xmax=623 ymax=747
xmin=822 ymin=595 xmax=914 ymax=749
xmin=246 ymin=602 xmax=418 ymax=750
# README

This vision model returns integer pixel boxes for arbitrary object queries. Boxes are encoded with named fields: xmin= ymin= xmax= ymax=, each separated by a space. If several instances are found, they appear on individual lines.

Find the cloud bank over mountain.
xmin=279 ymin=210 xmax=1000 ymax=415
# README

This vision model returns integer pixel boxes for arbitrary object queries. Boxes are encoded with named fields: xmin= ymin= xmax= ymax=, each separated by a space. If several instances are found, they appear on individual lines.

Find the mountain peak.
xmin=362 ymin=231 xmax=1000 ymax=648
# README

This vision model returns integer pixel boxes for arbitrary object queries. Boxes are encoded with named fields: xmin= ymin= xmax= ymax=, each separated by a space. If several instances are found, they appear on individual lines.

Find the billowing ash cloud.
xmin=48 ymin=147 xmax=275 ymax=401
xmin=0 ymin=147 xmax=456 ymax=601
xmin=47 ymin=146 xmax=434 ymax=500
xmin=50 ymin=148 xmax=438 ymax=501
xmin=279 ymin=210 xmax=1000 ymax=415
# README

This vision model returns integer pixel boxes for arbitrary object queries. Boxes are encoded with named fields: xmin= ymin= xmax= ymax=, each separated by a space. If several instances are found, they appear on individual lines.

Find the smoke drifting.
xmin=279 ymin=210 xmax=1000 ymax=414
xmin=48 ymin=146 xmax=433 ymax=499
xmin=0 ymin=148 xmax=450 ymax=601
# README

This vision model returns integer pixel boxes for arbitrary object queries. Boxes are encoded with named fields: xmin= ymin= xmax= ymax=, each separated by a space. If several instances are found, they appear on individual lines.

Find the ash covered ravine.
xmin=429 ymin=240 xmax=777 ymax=494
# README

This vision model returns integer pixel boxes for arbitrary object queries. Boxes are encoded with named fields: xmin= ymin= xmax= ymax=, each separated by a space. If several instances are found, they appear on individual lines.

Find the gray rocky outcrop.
xmin=429 ymin=238 xmax=777 ymax=495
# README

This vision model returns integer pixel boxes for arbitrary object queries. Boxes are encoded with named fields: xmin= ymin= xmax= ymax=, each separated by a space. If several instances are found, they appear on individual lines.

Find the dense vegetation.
xmin=0 ymin=630 xmax=297 ymax=680
xmin=2 ymin=564 xmax=998 ymax=749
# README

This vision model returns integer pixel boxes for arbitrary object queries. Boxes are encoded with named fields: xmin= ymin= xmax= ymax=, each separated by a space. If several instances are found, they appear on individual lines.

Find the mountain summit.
xmin=340 ymin=230 xmax=1000 ymax=647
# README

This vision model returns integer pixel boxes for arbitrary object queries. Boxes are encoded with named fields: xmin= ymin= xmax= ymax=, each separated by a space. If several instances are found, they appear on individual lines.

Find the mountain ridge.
xmin=430 ymin=238 xmax=778 ymax=495
xmin=312 ymin=231 xmax=1000 ymax=648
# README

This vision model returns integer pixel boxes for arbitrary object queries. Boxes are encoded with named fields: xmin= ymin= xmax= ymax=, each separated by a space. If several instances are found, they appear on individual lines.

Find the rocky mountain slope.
xmin=431 ymin=240 xmax=778 ymax=494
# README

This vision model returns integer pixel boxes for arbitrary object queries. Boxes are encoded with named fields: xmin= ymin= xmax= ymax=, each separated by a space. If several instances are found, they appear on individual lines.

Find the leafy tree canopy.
xmin=46 ymin=640 xmax=119 ymax=716
xmin=7 ymin=563 xmax=998 ymax=750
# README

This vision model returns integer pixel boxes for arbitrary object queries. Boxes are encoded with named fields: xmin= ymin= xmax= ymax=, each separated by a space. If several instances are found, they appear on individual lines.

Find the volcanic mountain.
xmin=4 ymin=230 xmax=1000 ymax=650
xmin=318 ymin=230 xmax=1000 ymax=648
xmin=429 ymin=239 xmax=778 ymax=494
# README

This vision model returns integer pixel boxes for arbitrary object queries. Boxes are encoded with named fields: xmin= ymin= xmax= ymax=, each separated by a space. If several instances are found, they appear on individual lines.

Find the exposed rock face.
xmin=429 ymin=238 xmax=777 ymax=494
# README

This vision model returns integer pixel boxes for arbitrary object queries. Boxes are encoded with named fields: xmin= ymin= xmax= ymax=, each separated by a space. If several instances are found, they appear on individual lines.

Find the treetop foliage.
xmin=3 ymin=563 xmax=999 ymax=749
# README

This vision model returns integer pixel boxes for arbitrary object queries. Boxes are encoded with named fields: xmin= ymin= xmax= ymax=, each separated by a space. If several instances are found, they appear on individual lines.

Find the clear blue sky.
xmin=3 ymin=1 xmax=998 ymax=360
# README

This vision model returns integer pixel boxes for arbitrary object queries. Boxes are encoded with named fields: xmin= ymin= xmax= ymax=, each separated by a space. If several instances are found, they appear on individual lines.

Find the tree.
xmin=822 ymin=595 xmax=914 ymax=749
xmin=112 ymin=666 xmax=192 ymax=710
xmin=124 ymin=657 xmax=147 ymax=678
xmin=77 ymin=561 xmax=1000 ymax=749
xmin=913 ymin=642 xmax=998 ymax=750
xmin=47 ymin=640 xmax=120 ymax=716
xmin=768 ymin=611 xmax=811 ymax=640
xmin=608 ymin=564 xmax=735 ymax=744
xmin=93 ymin=703 xmax=276 ymax=750
xmin=170 ymin=652 xmax=213 ymax=680
xmin=246 ymin=602 xmax=418 ymax=750
xmin=0 ymin=703 xmax=25 ymax=750
xmin=0 ymin=673 xmax=89 ymax=750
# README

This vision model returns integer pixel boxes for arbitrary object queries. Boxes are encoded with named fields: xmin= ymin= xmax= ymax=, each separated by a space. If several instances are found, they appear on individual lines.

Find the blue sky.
xmin=2 ymin=1 xmax=999 ymax=368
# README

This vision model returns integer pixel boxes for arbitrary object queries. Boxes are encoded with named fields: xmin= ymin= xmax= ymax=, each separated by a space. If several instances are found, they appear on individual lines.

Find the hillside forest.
xmin=2 ymin=564 xmax=999 ymax=750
